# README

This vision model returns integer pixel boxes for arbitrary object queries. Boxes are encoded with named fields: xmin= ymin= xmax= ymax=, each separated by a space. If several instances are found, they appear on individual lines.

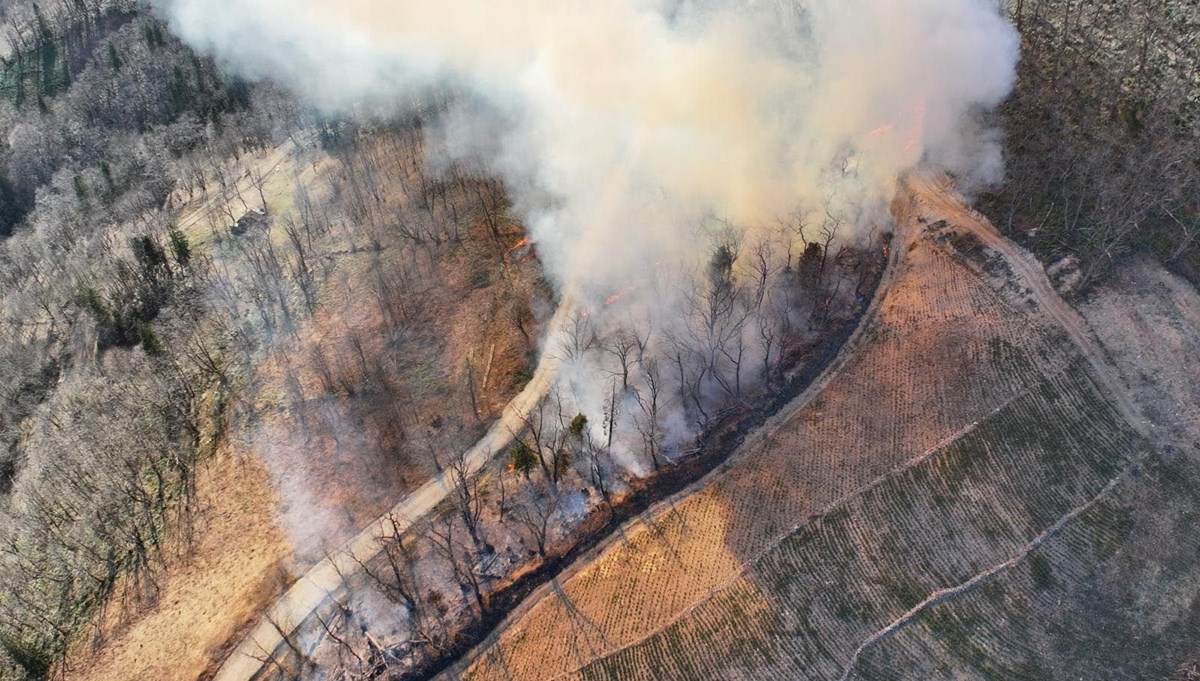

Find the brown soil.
xmin=58 ymin=146 xmax=309 ymax=681
xmin=1080 ymin=253 xmax=1200 ymax=446
xmin=235 ymin=198 xmax=540 ymax=566
xmin=61 ymin=123 xmax=545 ymax=680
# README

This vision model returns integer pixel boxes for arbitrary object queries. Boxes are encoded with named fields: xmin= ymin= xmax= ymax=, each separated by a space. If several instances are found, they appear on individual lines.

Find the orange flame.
xmin=866 ymin=122 xmax=895 ymax=138
xmin=602 ymin=285 xmax=639 ymax=307
xmin=504 ymin=237 xmax=532 ymax=264
xmin=863 ymin=95 xmax=926 ymax=155
xmin=577 ymin=284 xmax=641 ymax=320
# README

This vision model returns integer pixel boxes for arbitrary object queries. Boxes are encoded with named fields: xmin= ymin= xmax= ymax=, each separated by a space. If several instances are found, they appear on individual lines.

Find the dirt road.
xmin=902 ymin=170 xmax=1148 ymax=437
xmin=212 ymin=297 xmax=575 ymax=681
xmin=219 ymin=170 xmax=1145 ymax=681
xmin=442 ymin=172 xmax=1150 ymax=681
xmin=213 ymin=201 xmax=911 ymax=681
xmin=432 ymin=184 xmax=916 ymax=681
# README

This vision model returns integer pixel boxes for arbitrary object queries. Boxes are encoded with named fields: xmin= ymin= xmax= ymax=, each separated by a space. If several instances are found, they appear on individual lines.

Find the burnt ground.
xmin=406 ymin=256 xmax=887 ymax=680
xmin=447 ymin=171 xmax=1200 ymax=681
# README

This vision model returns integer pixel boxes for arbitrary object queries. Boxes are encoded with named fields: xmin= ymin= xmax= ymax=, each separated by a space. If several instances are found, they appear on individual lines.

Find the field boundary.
xmin=542 ymin=386 xmax=1031 ymax=681
xmin=470 ymin=171 xmax=1154 ymax=680
xmin=904 ymin=171 xmax=1148 ymax=438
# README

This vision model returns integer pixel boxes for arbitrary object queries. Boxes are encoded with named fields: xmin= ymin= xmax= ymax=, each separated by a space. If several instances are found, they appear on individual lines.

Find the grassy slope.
xmin=453 ymin=206 xmax=1099 ymax=680
xmin=852 ymin=445 xmax=1200 ymax=681
xmin=512 ymin=224 xmax=1198 ymax=681
xmin=575 ymin=357 xmax=1146 ymax=680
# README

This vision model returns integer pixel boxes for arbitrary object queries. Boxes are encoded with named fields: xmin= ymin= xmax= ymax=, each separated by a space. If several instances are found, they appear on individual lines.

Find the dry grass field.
xmin=436 ymin=172 xmax=1200 ymax=680
xmin=65 ymin=444 xmax=290 ymax=681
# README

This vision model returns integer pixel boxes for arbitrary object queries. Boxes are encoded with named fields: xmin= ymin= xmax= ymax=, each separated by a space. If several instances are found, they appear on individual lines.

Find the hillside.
xmin=990 ymin=0 xmax=1200 ymax=285
xmin=0 ymin=2 xmax=1197 ymax=680
xmin=444 ymin=173 xmax=1199 ymax=680
xmin=0 ymin=3 xmax=543 ymax=678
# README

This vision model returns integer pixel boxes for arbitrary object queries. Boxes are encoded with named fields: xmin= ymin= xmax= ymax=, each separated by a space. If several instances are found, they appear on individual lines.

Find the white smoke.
xmin=155 ymin=0 xmax=1017 ymax=290
xmin=155 ymin=0 xmax=1019 ymax=458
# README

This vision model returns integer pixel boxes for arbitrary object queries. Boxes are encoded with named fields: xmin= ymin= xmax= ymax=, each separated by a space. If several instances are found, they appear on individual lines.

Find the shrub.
xmin=508 ymin=442 xmax=538 ymax=479
xmin=554 ymin=448 xmax=571 ymax=477
xmin=1029 ymin=553 xmax=1055 ymax=591
xmin=568 ymin=413 xmax=588 ymax=438
xmin=168 ymin=228 xmax=191 ymax=268
xmin=468 ymin=269 xmax=491 ymax=289
xmin=0 ymin=633 xmax=52 ymax=680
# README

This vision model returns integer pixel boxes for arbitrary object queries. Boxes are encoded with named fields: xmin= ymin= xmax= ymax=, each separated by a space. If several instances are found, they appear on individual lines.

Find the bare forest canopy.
xmin=0 ymin=1 xmax=535 ymax=678
xmin=149 ymin=0 xmax=1026 ymax=497
xmin=991 ymin=0 xmax=1200 ymax=287
xmin=0 ymin=0 xmax=252 ymax=237
xmin=0 ymin=1 xmax=1194 ymax=680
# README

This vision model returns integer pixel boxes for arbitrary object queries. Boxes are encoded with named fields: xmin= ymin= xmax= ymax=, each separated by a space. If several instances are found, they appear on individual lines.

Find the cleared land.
xmin=210 ymin=299 xmax=569 ymax=681
xmin=443 ymin=173 xmax=1188 ymax=680
xmin=1081 ymin=254 xmax=1200 ymax=445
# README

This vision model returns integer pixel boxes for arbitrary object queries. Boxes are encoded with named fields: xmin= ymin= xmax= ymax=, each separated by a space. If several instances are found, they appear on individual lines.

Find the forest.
xmin=0 ymin=0 xmax=1195 ymax=679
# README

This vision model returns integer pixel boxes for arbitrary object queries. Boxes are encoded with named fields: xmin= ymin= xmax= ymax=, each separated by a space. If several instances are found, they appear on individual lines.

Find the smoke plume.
xmin=156 ymin=0 xmax=1016 ymax=290
xmin=156 ymin=0 xmax=1019 ymax=463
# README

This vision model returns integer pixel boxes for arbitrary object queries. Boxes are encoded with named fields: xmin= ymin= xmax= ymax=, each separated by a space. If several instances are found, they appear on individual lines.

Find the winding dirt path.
xmin=457 ymin=170 xmax=1151 ymax=681
xmin=835 ymin=444 xmax=1152 ymax=681
xmin=215 ymin=183 xmax=911 ymax=681
xmin=212 ymin=299 xmax=575 ymax=681
xmin=437 ymin=180 xmax=917 ymax=681
xmin=220 ymin=169 xmax=1140 ymax=681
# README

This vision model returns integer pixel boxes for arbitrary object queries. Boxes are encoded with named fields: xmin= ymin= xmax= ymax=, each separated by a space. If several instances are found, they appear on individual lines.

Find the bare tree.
xmin=577 ymin=423 xmax=613 ymax=511
xmin=604 ymin=325 xmax=642 ymax=393
xmin=444 ymin=447 xmax=486 ymax=553
xmin=425 ymin=515 xmax=486 ymax=615
xmin=559 ymin=309 xmax=598 ymax=364
xmin=511 ymin=396 xmax=570 ymax=489
xmin=249 ymin=164 xmax=272 ymax=214
xmin=749 ymin=237 xmax=779 ymax=311
xmin=513 ymin=482 xmax=560 ymax=559
xmin=357 ymin=514 xmax=423 ymax=616
xmin=632 ymin=358 xmax=666 ymax=470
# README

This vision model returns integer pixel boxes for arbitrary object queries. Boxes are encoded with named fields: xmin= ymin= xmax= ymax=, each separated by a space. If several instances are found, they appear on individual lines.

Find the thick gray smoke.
xmin=156 ymin=0 xmax=1019 ymax=465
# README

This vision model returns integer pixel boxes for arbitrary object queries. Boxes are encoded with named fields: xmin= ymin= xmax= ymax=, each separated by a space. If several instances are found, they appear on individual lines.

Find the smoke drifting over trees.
xmin=152 ymin=0 xmax=1021 ymax=451
xmin=155 ymin=0 xmax=1018 ymax=290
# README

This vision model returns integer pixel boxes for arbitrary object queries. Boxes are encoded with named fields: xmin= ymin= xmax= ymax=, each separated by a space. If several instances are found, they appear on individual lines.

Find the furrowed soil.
xmin=444 ymin=172 xmax=1198 ymax=680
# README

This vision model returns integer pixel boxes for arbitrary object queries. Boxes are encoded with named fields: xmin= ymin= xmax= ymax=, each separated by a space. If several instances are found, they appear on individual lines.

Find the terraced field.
xmin=844 ymin=443 xmax=1200 ymax=681
xmin=440 ymin=175 xmax=1178 ymax=680
xmin=570 ymin=358 xmax=1145 ymax=680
